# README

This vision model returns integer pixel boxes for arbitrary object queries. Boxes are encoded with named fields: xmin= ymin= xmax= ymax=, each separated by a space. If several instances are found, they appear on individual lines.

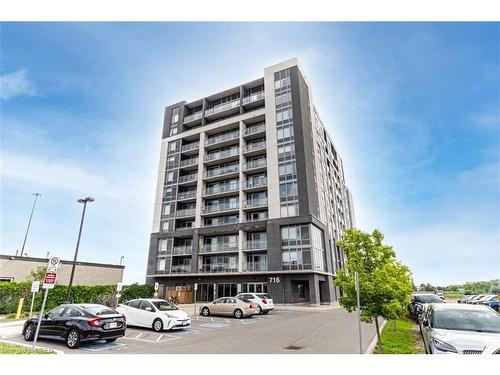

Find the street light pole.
xmin=65 ymin=197 xmax=95 ymax=303
xmin=20 ymin=193 xmax=41 ymax=257
xmin=119 ymin=256 xmax=124 ymax=266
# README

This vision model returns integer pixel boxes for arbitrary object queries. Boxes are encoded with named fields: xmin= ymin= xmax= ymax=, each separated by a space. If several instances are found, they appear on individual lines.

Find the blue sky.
xmin=1 ymin=23 xmax=499 ymax=285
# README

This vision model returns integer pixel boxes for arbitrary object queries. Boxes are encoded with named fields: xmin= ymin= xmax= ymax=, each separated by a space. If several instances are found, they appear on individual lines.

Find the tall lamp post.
xmin=65 ymin=197 xmax=95 ymax=303
xmin=20 ymin=193 xmax=41 ymax=257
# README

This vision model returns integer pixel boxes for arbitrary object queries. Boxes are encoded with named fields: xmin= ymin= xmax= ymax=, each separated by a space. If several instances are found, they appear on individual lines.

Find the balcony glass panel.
xmin=205 ymin=147 xmax=239 ymax=161
xmin=172 ymin=246 xmax=193 ymax=255
xmin=177 ymin=190 xmax=197 ymax=200
xmin=183 ymin=112 xmax=203 ymax=123
xmin=176 ymin=208 xmax=196 ymax=218
xmin=243 ymin=177 xmax=267 ymax=189
xmin=181 ymin=142 xmax=200 ymax=152
xmin=180 ymin=157 xmax=199 ymax=167
xmin=242 ymin=91 xmax=265 ymax=104
xmin=204 ymin=164 xmax=239 ymax=178
xmin=205 ymin=99 xmax=240 ymax=116
xmin=244 ymin=123 xmax=266 ymax=135
xmin=178 ymin=173 xmax=198 ymax=183
xmin=205 ymin=131 xmax=240 ymax=145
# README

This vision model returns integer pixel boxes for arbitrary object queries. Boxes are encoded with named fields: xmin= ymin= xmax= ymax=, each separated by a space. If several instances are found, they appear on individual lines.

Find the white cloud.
xmin=1 ymin=151 xmax=127 ymax=199
xmin=0 ymin=69 xmax=37 ymax=101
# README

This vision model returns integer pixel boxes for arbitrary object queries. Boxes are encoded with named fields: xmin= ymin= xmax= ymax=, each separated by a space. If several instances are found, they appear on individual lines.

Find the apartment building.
xmin=146 ymin=58 xmax=354 ymax=305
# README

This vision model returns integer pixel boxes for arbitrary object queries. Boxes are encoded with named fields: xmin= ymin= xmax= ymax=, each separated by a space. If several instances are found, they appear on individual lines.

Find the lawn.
xmin=374 ymin=318 xmax=424 ymax=354
xmin=0 ymin=342 xmax=54 ymax=354
xmin=443 ymin=291 xmax=464 ymax=299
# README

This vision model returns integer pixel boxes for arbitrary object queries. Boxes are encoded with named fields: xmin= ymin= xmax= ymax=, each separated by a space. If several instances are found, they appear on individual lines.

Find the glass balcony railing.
xmin=244 ymin=123 xmax=266 ymax=136
xmin=180 ymin=157 xmax=199 ymax=167
xmin=205 ymin=147 xmax=239 ymax=162
xmin=204 ymin=99 xmax=240 ymax=116
xmin=176 ymin=208 xmax=196 ymax=218
xmin=177 ymin=190 xmax=197 ymax=200
xmin=245 ymin=241 xmax=267 ymax=250
xmin=203 ymin=184 xmax=239 ymax=196
xmin=242 ymin=91 xmax=265 ymax=104
xmin=243 ymin=178 xmax=267 ymax=189
xmin=243 ymin=159 xmax=267 ymax=171
xmin=204 ymin=164 xmax=239 ymax=178
xmin=175 ymin=222 xmax=194 ymax=230
xmin=178 ymin=173 xmax=198 ymax=183
xmin=203 ymin=217 xmax=239 ymax=227
xmin=244 ymin=263 xmax=268 ymax=272
xmin=244 ymin=198 xmax=268 ymax=209
xmin=200 ymin=265 xmax=238 ymax=273
xmin=183 ymin=112 xmax=203 ymax=123
xmin=172 ymin=246 xmax=193 ymax=255
xmin=201 ymin=203 xmax=239 ymax=214
xmin=205 ymin=131 xmax=240 ymax=146
xmin=243 ymin=141 xmax=266 ymax=153
xmin=181 ymin=142 xmax=200 ymax=152
xmin=200 ymin=244 xmax=239 ymax=253
xmin=171 ymin=265 xmax=192 ymax=274
xmin=243 ymin=214 xmax=268 ymax=223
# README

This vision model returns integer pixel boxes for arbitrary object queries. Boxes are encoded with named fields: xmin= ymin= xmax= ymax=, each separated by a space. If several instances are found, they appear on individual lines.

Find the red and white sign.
xmin=43 ymin=272 xmax=57 ymax=289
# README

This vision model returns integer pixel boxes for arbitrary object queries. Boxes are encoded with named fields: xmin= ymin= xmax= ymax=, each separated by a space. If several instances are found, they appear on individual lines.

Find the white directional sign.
xmin=31 ymin=281 xmax=40 ymax=293
xmin=47 ymin=256 xmax=61 ymax=272
xmin=117 ymin=282 xmax=123 ymax=292
xmin=194 ymin=283 xmax=198 ymax=291
xmin=154 ymin=282 xmax=159 ymax=291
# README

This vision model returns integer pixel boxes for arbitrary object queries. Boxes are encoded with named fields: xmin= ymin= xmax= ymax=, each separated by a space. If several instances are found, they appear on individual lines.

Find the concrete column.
xmin=309 ymin=274 xmax=321 ymax=305
xmin=238 ymin=229 xmax=244 ymax=272
xmin=194 ymin=132 xmax=206 ymax=228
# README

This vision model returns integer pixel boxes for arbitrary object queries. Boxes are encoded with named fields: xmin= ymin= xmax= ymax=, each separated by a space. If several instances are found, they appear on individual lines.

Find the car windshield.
xmin=414 ymin=295 xmax=443 ymax=303
xmin=257 ymin=294 xmax=271 ymax=299
xmin=433 ymin=309 xmax=500 ymax=333
xmin=84 ymin=306 xmax=118 ymax=316
xmin=153 ymin=301 xmax=178 ymax=311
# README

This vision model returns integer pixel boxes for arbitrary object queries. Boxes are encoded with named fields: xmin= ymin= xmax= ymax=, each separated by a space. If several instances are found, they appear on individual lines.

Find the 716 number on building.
xmin=268 ymin=277 xmax=280 ymax=284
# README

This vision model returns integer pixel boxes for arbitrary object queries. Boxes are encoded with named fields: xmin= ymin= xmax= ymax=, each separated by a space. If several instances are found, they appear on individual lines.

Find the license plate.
xmin=182 ymin=321 xmax=188 ymax=326
xmin=108 ymin=322 xmax=118 ymax=328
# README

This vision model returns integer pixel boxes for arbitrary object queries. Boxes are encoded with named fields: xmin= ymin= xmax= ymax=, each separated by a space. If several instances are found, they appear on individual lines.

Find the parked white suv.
xmin=236 ymin=293 xmax=274 ymax=314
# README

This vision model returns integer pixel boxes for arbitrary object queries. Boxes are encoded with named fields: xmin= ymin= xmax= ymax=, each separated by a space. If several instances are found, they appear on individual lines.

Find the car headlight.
xmin=432 ymin=338 xmax=457 ymax=353
xmin=164 ymin=313 xmax=175 ymax=319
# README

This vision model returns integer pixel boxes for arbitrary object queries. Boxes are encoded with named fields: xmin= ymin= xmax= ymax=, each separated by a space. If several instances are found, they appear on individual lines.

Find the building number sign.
xmin=268 ymin=276 xmax=281 ymax=284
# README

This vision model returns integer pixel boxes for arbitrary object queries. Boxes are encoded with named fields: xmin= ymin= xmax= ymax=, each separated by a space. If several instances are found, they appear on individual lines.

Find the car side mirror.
xmin=45 ymin=313 xmax=51 ymax=319
xmin=422 ymin=320 xmax=429 ymax=327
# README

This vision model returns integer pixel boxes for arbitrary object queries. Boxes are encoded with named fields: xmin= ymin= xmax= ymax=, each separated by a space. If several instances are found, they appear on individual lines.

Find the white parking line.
xmin=156 ymin=334 xmax=163 ymax=342
xmin=135 ymin=333 xmax=143 ymax=339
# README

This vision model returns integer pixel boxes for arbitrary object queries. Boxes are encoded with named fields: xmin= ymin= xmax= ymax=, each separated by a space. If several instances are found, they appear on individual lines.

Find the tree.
xmin=335 ymin=228 xmax=413 ymax=352
xmin=26 ymin=266 xmax=46 ymax=282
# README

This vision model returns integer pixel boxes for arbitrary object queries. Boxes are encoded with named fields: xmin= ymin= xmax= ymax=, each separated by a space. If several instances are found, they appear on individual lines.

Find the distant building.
xmin=0 ymin=255 xmax=124 ymax=285
xmin=146 ymin=58 xmax=355 ymax=305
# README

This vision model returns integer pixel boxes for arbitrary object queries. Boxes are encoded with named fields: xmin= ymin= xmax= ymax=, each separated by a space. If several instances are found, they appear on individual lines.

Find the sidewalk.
xmin=174 ymin=302 xmax=339 ymax=315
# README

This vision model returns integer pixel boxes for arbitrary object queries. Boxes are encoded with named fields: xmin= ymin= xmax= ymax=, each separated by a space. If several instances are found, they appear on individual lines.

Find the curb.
xmin=364 ymin=319 xmax=387 ymax=354
xmin=0 ymin=338 xmax=65 ymax=355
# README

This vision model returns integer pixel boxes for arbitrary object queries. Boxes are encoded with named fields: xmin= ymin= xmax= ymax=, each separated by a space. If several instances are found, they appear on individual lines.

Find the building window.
xmin=171 ymin=107 xmax=180 ymax=124
xmin=280 ymin=202 xmax=298 ymax=217
xmin=168 ymin=141 xmax=178 ymax=153
xmin=279 ymin=182 xmax=298 ymax=202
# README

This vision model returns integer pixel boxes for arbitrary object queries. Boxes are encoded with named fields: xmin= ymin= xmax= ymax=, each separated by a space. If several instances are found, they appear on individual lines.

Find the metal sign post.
xmin=355 ymin=272 xmax=363 ymax=354
xmin=29 ymin=281 xmax=40 ymax=319
xmin=32 ymin=288 xmax=48 ymax=351
xmin=194 ymin=283 xmax=198 ymax=316
xmin=116 ymin=282 xmax=123 ymax=308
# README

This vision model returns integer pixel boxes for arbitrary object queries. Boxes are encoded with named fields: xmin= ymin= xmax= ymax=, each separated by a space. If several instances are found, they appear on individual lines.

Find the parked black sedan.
xmin=408 ymin=293 xmax=445 ymax=321
xmin=23 ymin=304 xmax=126 ymax=349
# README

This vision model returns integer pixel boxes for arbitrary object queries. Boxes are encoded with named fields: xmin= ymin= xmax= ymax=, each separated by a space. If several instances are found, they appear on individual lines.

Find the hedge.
xmin=0 ymin=282 xmax=155 ymax=315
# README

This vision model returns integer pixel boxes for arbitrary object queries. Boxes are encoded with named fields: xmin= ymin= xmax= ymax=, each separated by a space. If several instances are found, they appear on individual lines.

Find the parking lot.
xmin=1 ymin=306 xmax=378 ymax=354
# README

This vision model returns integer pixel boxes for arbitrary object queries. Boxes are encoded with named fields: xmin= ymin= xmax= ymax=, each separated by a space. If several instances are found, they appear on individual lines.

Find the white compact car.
xmin=235 ymin=293 xmax=274 ymax=314
xmin=116 ymin=298 xmax=191 ymax=332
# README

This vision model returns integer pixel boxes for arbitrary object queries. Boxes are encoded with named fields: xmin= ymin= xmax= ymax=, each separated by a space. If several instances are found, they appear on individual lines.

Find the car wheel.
xmin=152 ymin=319 xmax=163 ymax=332
xmin=262 ymin=310 xmax=269 ymax=315
xmin=105 ymin=338 xmax=117 ymax=343
xmin=201 ymin=307 xmax=210 ymax=316
xmin=23 ymin=323 xmax=35 ymax=341
xmin=66 ymin=329 xmax=81 ymax=349
xmin=259 ymin=306 xmax=263 ymax=315
xmin=234 ymin=309 xmax=243 ymax=319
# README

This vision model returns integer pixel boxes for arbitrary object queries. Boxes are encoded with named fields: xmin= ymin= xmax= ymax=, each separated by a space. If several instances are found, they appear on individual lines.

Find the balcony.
xmin=243 ymin=198 xmax=268 ymax=210
xmin=204 ymin=99 xmax=240 ymax=118
xmin=199 ymin=265 xmax=238 ymax=273
xmin=179 ymin=157 xmax=199 ymax=169
xmin=170 ymin=265 xmax=192 ymax=274
xmin=242 ymin=178 xmax=267 ymax=191
xmin=243 ymin=159 xmax=267 ymax=173
xmin=175 ymin=221 xmax=195 ymax=231
xmin=204 ymin=147 xmax=240 ymax=165
xmin=183 ymin=111 xmax=203 ymax=124
xmin=205 ymin=131 xmax=240 ymax=148
xmin=202 ymin=183 xmax=239 ymax=197
xmin=177 ymin=190 xmax=197 ymax=201
xmin=202 ymin=216 xmax=239 ymax=227
xmin=176 ymin=208 xmax=196 ymax=218
xmin=178 ymin=173 xmax=198 ymax=185
xmin=242 ymin=91 xmax=265 ymax=105
xmin=203 ymin=164 xmax=239 ymax=181
xmin=181 ymin=142 xmax=200 ymax=155
xmin=243 ymin=263 xmax=268 ymax=272
xmin=201 ymin=203 xmax=239 ymax=215
xmin=243 ymin=213 xmax=268 ymax=223
xmin=243 ymin=140 xmax=266 ymax=156
xmin=199 ymin=244 xmax=239 ymax=254
xmin=243 ymin=241 xmax=267 ymax=251
xmin=243 ymin=123 xmax=266 ymax=139
xmin=172 ymin=246 xmax=193 ymax=256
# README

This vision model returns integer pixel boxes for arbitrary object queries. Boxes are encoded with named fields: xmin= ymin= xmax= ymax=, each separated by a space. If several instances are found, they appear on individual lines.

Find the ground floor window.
xmin=217 ymin=283 xmax=238 ymax=298
xmin=242 ymin=282 xmax=268 ymax=293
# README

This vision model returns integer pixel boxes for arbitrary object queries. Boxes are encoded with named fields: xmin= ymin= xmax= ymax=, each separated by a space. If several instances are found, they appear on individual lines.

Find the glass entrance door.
xmin=243 ymin=282 xmax=268 ymax=293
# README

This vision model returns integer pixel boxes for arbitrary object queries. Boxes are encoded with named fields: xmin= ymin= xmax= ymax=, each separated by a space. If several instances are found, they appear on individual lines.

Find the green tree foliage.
xmin=26 ymin=266 xmax=47 ymax=282
xmin=120 ymin=283 xmax=154 ymax=302
xmin=335 ymin=228 xmax=414 ymax=352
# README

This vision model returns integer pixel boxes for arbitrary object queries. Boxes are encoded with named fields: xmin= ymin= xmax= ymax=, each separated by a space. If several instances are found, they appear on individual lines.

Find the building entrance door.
xmin=196 ymin=283 xmax=215 ymax=302
xmin=243 ymin=282 xmax=268 ymax=293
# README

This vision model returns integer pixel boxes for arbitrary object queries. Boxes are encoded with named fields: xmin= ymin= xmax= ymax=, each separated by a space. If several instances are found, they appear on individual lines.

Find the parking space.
xmin=0 ymin=307 xmax=378 ymax=354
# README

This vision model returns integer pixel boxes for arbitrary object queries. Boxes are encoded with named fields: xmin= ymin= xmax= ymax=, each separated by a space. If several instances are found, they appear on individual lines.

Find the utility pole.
xmin=20 ymin=193 xmax=41 ymax=257
xmin=65 ymin=197 xmax=95 ymax=303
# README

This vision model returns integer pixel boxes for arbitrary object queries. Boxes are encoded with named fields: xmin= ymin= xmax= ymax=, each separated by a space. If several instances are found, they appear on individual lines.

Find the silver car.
xmin=421 ymin=303 xmax=500 ymax=354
